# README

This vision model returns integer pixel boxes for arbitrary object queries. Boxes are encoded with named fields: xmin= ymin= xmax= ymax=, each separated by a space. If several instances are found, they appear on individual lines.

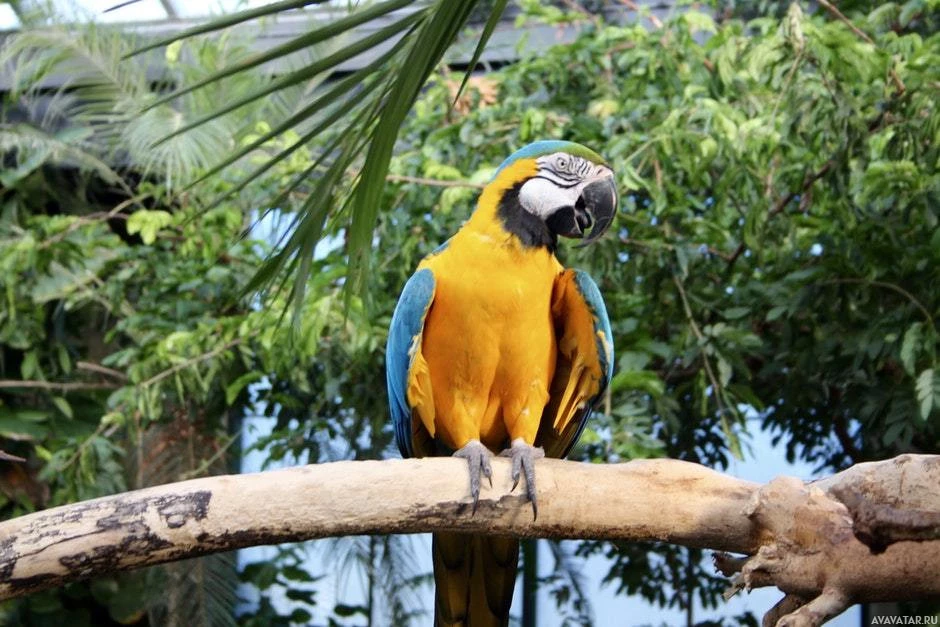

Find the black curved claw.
xmin=500 ymin=440 xmax=545 ymax=519
xmin=454 ymin=440 xmax=493 ymax=514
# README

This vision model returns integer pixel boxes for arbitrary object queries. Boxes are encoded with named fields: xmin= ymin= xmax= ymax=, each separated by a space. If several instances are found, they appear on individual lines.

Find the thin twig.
xmin=39 ymin=195 xmax=144 ymax=249
xmin=76 ymin=361 xmax=128 ymax=382
xmin=820 ymin=278 xmax=934 ymax=327
xmin=557 ymin=0 xmax=594 ymax=20
xmin=614 ymin=0 xmax=663 ymax=28
xmin=727 ymin=160 xmax=834 ymax=268
xmin=180 ymin=432 xmax=239 ymax=480
xmin=139 ymin=337 xmax=244 ymax=389
xmin=385 ymin=174 xmax=485 ymax=189
xmin=833 ymin=413 xmax=864 ymax=464
xmin=0 ymin=380 xmax=118 ymax=391
xmin=672 ymin=274 xmax=728 ymax=416
xmin=61 ymin=421 xmax=121 ymax=473
xmin=771 ymin=160 xmax=834 ymax=218
xmin=817 ymin=0 xmax=873 ymax=43
xmin=817 ymin=0 xmax=905 ymax=94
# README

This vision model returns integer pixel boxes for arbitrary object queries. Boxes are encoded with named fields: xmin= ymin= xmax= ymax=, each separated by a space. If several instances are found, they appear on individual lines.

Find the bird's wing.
xmin=538 ymin=268 xmax=614 ymax=459
xmin=386 ymin=267 xmax=437 ymax=459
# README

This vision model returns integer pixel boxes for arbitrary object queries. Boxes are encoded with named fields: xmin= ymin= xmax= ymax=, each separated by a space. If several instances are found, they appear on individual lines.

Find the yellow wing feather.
xmin=538 ymin=269 xmax=606 ymax=458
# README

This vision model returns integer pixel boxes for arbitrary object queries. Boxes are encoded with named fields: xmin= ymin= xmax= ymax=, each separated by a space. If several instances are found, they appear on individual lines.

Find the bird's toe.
xmin=500 ymin=439 xmax=545 ymax=519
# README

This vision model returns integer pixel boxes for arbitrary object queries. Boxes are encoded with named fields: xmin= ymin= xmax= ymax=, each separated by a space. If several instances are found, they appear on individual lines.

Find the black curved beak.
xmin=575 ymin=173 xmax=618 ymax=246
xmin=544 ymin=171 xmax=618 ymax=244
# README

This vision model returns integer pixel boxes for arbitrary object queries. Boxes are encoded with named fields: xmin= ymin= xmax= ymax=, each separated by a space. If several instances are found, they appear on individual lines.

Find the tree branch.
xmin=385 ymin=173 xmax=486 ymax=189
xmin=726 ymin=161 xmax=834 ymax=269
xmin=0 ymin=455 xmax=937 ymax=627
xmin=0 ymin=380 xmax=118 ymax=391
xmin=139 ymin=337 xmax=244 ymax=388
xmin=816 ymin=0 xmax=905 ymax=95
xmin=75 ymin=361 xmax=128 ymax=382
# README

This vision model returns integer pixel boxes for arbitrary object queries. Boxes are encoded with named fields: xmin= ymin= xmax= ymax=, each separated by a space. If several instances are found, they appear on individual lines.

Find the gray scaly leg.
xmin=500 ymin=438 xmax=545 ymax=519
xmin=454 ymin=439 xmax=493 ymax=513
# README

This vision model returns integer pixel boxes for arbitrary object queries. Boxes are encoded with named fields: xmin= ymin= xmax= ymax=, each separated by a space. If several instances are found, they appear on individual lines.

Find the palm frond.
xmin=129 ymin=0 xmax=331 ymax=56
xmin=130 ymin=0 xmax=505 ymax=302
xmin=145 ymin=0 xmax=416 ymax=109
xmin=0 ymin=123 xmax=126 ymax=189
xmin=1 ymin=19 xmax=276 ymax=196
xmin=151 ymin=8 xmax=425 ymax=146
xmin=451 ymin=0 xmax=509 ymax=109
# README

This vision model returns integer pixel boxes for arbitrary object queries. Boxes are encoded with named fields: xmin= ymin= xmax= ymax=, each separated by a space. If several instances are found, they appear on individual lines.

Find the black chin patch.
xmin=545 ymin=206 xmax=583 ymax=239
xmin=497 ymin=184 xmax=557 ymax=250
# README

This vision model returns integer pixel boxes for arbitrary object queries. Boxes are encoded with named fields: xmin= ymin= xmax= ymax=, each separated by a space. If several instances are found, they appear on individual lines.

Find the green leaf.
xmin=915 ymin=368 xmax=936 ymax=420
xmin=126 ymin=209 xmax=173 ymax=245
xmin=723 ymin=306 xmax=751 ymax=320
xmin=334 ymin=603 xmax=368 ymax=617
xmin=899 ymin=0 xmax=925 ymax=27
xmin=345 ymin=0 xmax=482 ymax=294
xmin=21 ymin=350 xmax=39 ymax=380
xmin=901 ymin=322 xmax=923 ymax=376
xmin=717 ymin=357 xmax=733 ymax=387
xmin=609 ymin=370 xmax=665 ymax=397
xmin=225 ymin=372 xmax=262 ymax=405
xmin=0 ymin=411 xmax=50 ymax=441
xmin=52 ymin=396 xmax=74 ymax=419
xmin=188 ymin=34 xmax=404 ymax=197
xmin=766 ymin=305 xmax=787 ymax=322
xmin=56 ymin=344 xmax=72 ymax=375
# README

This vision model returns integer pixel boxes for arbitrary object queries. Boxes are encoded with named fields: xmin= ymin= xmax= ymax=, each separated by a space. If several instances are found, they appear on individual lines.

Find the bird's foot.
xmin=499 ymin=438 xmax=545 ymax=519
xmin=454 ymin=439 xmax=493 ymax=513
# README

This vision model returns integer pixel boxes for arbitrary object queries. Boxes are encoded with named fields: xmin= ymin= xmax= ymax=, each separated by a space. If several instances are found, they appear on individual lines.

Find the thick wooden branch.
xmin=0 ymin=458 xmax=759 ymax=600
xmin=0 ymin=455 xmax=937 ymax=626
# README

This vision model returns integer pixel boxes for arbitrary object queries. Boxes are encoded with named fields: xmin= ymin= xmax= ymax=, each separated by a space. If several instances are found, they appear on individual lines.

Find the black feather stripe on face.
xmin=497 ymin=183 xmax=557 ymax=251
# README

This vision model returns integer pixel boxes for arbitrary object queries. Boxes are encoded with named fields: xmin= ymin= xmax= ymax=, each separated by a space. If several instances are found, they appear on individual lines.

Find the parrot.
xmin=386 ymin=140 xmax=616 ymax=626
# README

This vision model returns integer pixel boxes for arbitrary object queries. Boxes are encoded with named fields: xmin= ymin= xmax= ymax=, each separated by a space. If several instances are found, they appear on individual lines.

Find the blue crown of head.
xmin=493 ymin=140 xmax=607 ymax=178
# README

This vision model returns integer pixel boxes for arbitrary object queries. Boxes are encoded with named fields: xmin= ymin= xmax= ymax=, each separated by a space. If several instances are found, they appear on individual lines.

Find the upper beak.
xmin=575 ymin=172 xmax=618 ymax=247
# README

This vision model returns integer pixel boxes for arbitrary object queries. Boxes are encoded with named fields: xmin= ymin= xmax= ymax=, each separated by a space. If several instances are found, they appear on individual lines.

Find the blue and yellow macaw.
xmin=386 ymin=140 xmax=616 ymax=626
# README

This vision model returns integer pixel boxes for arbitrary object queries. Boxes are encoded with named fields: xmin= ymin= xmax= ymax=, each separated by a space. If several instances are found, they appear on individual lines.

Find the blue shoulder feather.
xmin=386 ymin=268 xmax=436 ymax=458
xmin=572 ymin=270 xmax=614 ymax=384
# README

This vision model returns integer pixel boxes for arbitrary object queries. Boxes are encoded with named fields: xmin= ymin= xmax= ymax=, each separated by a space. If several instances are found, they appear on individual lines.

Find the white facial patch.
xmin=518 ymin=176 xmax=580 ymax=218
xmin=517 ymin=152 xmax=612 ymax=218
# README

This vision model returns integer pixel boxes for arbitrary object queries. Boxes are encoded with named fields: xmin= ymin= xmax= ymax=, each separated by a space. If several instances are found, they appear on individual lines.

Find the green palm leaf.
xmin=130 ymin=0 xmax=505 ymax=303
xmin=0 ymin=20 xmax=267 ymax=195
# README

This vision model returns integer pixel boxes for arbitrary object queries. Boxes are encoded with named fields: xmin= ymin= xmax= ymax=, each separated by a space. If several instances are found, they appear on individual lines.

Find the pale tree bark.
xmin=0 ymin=454 xmax=937 ymax=626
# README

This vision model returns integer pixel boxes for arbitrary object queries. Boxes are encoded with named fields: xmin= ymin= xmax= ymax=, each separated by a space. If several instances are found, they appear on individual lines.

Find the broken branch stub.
xmin=721 ymin=454 xmax=940 ymax=627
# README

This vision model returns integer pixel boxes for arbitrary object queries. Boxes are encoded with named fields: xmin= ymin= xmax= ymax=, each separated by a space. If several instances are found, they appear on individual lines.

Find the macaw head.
xmin=490 ymin=140 xmax=618 ymax=248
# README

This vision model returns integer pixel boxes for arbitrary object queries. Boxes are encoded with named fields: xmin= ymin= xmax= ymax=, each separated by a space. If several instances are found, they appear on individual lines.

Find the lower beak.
xmin=576 ymin=174 xmax=618 ymax=246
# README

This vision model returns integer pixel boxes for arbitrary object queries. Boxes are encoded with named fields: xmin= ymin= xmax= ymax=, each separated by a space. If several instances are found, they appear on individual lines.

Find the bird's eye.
xmin=557 ymin=157 xmax=569 ymax=170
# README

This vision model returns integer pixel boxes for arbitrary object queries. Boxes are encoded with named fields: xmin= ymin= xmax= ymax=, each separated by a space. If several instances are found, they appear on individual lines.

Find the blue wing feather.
xmin=573 ymin=270 xmax=614 ymax=383
xmin=386 ymin=268 xmax=436 ymax=458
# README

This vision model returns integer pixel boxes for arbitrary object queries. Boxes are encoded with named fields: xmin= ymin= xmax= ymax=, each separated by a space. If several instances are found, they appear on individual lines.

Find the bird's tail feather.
xmin=432 ymin=531 xmax=519 ymax=627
